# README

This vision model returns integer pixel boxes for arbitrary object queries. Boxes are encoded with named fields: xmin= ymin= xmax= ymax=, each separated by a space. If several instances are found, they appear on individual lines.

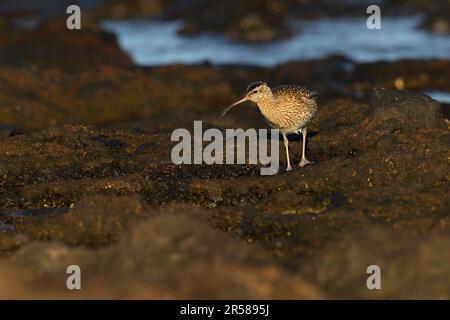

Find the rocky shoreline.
xmin=0 ymin=4 xmax=449 ymax=299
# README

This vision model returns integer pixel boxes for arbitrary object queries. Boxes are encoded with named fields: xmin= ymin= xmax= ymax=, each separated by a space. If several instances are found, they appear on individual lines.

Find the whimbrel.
xmin=221 ymin=81 xmax=318 ymax=171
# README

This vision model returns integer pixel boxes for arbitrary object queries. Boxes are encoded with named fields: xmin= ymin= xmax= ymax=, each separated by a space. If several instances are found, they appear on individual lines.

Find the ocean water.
xmin=102 ymin=16 xmax=450 ymax=67
xmin=426 ymin=91 xmax=450 ymax=104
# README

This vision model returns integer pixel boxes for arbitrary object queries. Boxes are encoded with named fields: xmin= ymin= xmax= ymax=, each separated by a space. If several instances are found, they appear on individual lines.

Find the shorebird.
xmin=221 ymin=81 xmax=318 ymax=171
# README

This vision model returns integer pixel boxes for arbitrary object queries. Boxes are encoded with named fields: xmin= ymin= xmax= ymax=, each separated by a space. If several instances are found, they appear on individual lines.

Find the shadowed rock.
xmin=1 ymin=213 xmax=325 ymax=299
xmin=370 ymin=88 xmax=446 ymax=130
xmin=302 ymin=226 xmax=450 ymax=299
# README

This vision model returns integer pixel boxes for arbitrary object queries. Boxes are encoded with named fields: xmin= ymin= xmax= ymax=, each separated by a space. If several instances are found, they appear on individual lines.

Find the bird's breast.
xmin=258 ymin=97 xmax=317 ymax=133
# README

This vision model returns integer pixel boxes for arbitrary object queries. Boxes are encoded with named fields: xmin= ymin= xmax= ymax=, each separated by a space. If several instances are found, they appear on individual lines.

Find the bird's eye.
xmin=252 ymin=90 xmax=258 ymax=94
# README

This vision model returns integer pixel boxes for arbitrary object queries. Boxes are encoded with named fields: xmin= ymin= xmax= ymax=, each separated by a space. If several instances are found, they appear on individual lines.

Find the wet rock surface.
xmin=0 ymin=5 xmax=449 ymax=299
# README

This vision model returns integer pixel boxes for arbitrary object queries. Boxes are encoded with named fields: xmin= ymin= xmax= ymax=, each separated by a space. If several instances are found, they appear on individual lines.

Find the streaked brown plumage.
xmin=221 ymin=81 xmax=318 ymax=171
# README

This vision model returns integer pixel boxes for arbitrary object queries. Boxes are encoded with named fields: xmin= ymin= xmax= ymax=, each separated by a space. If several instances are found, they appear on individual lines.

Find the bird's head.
xmin=221 ymin=81 xmax=272 ymax=117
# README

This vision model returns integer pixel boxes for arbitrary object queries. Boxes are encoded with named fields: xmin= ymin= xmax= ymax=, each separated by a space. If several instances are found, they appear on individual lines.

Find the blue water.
xmin=102 ymin=16 xmax=450 ymax=67
xmin=0 ymin=222 xmax=14 ymax=233
xmin=426 ymin=91 xmax=450 ymax=104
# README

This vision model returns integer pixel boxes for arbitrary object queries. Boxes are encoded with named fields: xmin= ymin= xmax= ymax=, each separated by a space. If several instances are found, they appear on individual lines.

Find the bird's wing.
xmin=272 ymin=85 xmax=317 ymax=100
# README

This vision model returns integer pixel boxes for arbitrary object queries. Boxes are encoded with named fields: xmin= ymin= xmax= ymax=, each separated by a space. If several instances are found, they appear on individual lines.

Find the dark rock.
xmin=166 ymin=0 xmax=291 ymax=43
xmin=422 ymin=16 xmax=450 ymax=34
xmin=16 ymin=195 xmax=148 ymax=246
xmin=1 ymin=213 xmax=325 ymax=299
xmin=370 ymin=88 xmax=446 ymax=130
xmin=92 ymin=0 xmax=174 ymax=19
xmin=420 ymin=2 xmax=450 ymax=34
xmin=439 ymin=133 xmax=450 ymax=145
xmin=302 ymin=226 xmax=450 ymax=299
xmin=0 ymin=17 xmax=132 ymax=67
xmin=353 ymin=60 xmax=450 ymax=93
xmin=0 ymin=123 xmax=23 ymax=137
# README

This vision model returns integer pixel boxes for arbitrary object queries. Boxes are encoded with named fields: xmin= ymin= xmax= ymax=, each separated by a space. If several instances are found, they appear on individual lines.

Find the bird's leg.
xmin=282 ymin=133 xmax=292 ymax=171
xmin=299 ymin=127 xmax=313 ymax=167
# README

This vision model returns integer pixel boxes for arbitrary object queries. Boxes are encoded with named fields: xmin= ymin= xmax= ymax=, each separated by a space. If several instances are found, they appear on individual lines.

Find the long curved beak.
xmin=220 ymin=96 xmax=248 ymax=118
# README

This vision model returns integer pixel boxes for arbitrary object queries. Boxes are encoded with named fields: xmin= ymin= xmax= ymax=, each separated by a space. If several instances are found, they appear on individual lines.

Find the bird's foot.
xmin=286 ymin=165 xmax=293 ymax=171
xmin=299 ymin=158 xmax=313 ymax=167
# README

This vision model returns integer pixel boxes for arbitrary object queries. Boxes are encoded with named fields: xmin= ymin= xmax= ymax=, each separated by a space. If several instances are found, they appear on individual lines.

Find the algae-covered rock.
xmin=0 ymin=2 xmax=449 ymax=298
